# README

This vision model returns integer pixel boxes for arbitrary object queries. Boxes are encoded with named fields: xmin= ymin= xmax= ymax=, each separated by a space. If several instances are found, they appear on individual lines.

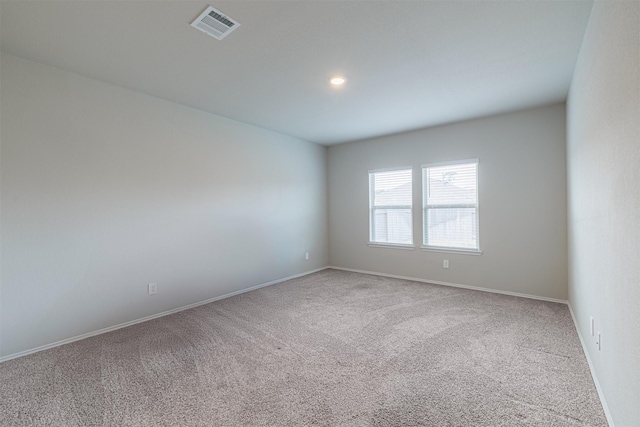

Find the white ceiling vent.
xmin=190 ymin=6 xmax=240 ymax=40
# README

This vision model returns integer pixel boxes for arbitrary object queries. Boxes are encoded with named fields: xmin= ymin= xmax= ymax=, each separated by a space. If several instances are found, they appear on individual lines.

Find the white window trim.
xmin=368 ymin=242 xmax=416 ymax=250
xmin=421 ymin=158 xmax=480 ymax=253
xmin=420 ymin=158 xmax=479 ymax=169
xmin=368 ymin=166 xmax=414 ymax=247
xmin=420 ymin=246 xmax=482 ymax=255
xmin=369 ymin=165 xmax=413 ymax=174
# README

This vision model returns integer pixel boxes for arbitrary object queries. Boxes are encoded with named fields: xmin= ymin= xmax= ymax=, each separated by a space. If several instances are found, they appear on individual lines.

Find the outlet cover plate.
xmin=148 ymin=282 xmax=158 ymax=295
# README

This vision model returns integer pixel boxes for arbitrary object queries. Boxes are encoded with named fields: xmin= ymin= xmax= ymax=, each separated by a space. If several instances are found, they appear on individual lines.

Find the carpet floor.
xmin=0 ymin=269 xmax=607 ymax=426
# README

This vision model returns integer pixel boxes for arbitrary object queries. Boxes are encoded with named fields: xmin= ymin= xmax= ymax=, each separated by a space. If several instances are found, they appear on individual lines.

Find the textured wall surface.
xmin=567 ymin=1 xmax=640 ymax=425
xmin=328 ymin=104 xmax=568 ymax=301
xmin=0 ymin=53 xmax=328 ymax=358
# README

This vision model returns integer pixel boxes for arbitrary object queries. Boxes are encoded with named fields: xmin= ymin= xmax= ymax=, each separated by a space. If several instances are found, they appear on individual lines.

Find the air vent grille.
xmin=191 ymin=6 xmax=240 ymax=40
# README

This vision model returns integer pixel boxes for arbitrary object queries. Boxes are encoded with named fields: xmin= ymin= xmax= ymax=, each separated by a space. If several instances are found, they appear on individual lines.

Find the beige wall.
xmin=567 ymin=1 xmax=640 ymax=425
xmin=0 ymin=53 xmax=328 ymax=358
xmin=328 ymin=104 xmax=568 ymax=301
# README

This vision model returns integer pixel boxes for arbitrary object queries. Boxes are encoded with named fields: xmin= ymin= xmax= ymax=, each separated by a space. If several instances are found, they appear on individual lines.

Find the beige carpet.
xmin=0 ymin=269 xmax=606 ymax=426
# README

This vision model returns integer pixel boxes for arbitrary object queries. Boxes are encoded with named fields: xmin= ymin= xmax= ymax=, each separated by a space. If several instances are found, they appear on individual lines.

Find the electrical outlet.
xmin=305 ymin=252 xmax=310 ymax=260
xmin=443 ymin=259 xmax=449 ymax=269
xmin=148 ymin=282 xmax=158 ymax=295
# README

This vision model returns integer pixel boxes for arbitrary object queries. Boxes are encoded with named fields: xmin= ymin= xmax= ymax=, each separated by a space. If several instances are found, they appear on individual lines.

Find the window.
xmin=369 ymin=168 xmax=413 ymax=246
xmin=422 ymin=159 xmax=479 ymax=252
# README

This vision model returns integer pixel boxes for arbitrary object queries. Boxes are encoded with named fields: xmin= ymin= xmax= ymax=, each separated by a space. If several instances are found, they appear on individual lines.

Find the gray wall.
xmin=328 ymin=104 xmax=568 ymax=301
xmin=567 ymin=1 xmax=640 ymax=425
xmin=0 ymin=53 xmax=328 ymax=359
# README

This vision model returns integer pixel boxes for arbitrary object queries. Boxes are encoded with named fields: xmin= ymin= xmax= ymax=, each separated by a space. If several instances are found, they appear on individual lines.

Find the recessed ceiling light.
xmin=329 ymin=75 xmax=346 ymax=86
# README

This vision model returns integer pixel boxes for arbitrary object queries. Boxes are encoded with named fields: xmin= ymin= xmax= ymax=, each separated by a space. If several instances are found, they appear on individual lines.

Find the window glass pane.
xmin=373 ymin=208 xmax=412 ymax=244
xmin=426 ymin=163 xmax=477 ymax=206
xmin=425 ymin=207 xmax=477 ymax=249
xmin=373 ymin=169 xmax=412 ymax=206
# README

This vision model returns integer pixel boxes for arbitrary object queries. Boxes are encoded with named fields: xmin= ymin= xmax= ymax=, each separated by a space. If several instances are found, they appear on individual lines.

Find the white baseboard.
xmin=567 ymin=304 xmax=614 ymax=427
xmin=0 ymin=267 xmax=328 ymax=363
xmin=326 ymin=266 xmax=568 ymax=304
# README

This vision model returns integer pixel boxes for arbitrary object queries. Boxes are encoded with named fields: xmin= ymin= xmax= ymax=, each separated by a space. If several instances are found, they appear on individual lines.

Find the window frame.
xmin=368 ymin=166 xmax=415 ymax=249
xmin=421 ymin=159 xmax=481 ymax=255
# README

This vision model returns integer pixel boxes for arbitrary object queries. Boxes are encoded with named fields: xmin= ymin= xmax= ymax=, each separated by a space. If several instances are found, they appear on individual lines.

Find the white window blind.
xmin=369 ymin=168 xmax=413 ymax=246
xmin=422 ymin=160 xmax=479 ymax=251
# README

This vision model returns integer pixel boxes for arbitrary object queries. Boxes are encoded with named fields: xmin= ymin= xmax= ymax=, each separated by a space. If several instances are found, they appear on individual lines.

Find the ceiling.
xmin=0 ymin=1 xmax=594 ymax=145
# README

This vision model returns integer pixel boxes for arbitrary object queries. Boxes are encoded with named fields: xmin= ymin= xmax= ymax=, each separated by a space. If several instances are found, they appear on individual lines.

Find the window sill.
xmin=420 ymin=246 xmax=482 ymax=255
xmin=368 ymin=242 xmax=416 ymax=250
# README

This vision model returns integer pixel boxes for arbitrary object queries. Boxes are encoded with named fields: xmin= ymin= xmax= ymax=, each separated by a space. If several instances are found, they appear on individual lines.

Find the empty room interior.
xmin=0 ymin=1 xmax=638 ymax=426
